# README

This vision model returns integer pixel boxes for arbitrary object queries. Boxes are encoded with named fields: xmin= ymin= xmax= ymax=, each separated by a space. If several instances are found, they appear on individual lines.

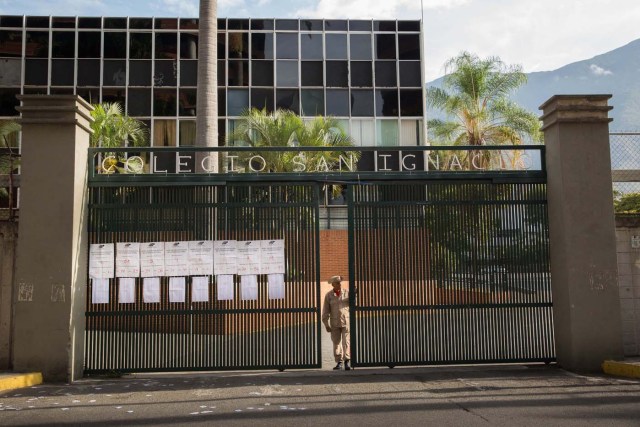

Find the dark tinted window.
xmin=301 ymin=61 xmax=323 ymax=86
xmin=78 ymin=17 xmax=101 ymax=29
xmin=102 ymin=89 xmax=126 ymax=107
xmin=227 ymin=89 xmax=249 ymax=115
xmin=251 ymin=88 xmax=274 ymax=113
xmin=351 ymin=90 xmax=374 ymax=117
xmin=77 ymin=60 xmax=100 ymax=86
xmin=218 ymin=60 xmax=226 ymax=86
xmin=128 ymin=88 xmax=151 ymax=116
xmin=180 ymin=60 xmax=198 ymax=86
xmin=301 ymin=33 xmax=323 ymax=60
xmin=398 ymin=34 xmax=420 ymax=60
xmin=276 ymin=89 xmax=300 ymax=114
xmin=228 ymin=60 xmax=249 ymax=86
xmin=51 ymin=59 xmax=74 ymax=86
xmin=374 ymin=21 xmax=396 ymax=31
xmin=301 ymin=89 xmax=324 ymax=116
xmin=326 ymin=61 xmax=348 ymax=87
xmin=50 ymin=88 xmax=74 ymax=95
xmin=251 ymin=60 xmax=274 ymax=86
xmin=130 ymin=33 xmax=152 ymax=59
xmin=129 ymin=60 xmax=152 ymax=86
xmin=52 ymin=32 xmax=75 ymax=58
xmin=155 ymin=18 xmax=178 ymax=30
xmin=179 ymin=88 xmax=197 ymax=116
xmin=375 ymin=34 xmax=396 ymax=60
xmin=25 ymin=31 xmax=49 ymax=58
xmin=130 ymin=18 xmax=153 ymax=29
xmin=0 ymin=88 xmax=20 ymax=116
xmin=180 ymin=19 xmax=199 ymax=30
xmin=0 ymin=16 xmax=23 ymax=28
xmin=326 ymin=89 xmax=349 ymax=116
xmin=276 ymin=61 xmax=298 ymax=87
xmin=78 ymin=32 xmax=101 ymax=58
xmin=26 ymin=16 xmax=49 ymax=28
xmin=154 ymin=60 xmax=177 ymax=86
xmin=351 ymin=61 xmax=372 ymax=87
xmin=24 ymin=59 xmax=48 ymax=85
xmin=0 ymin=31 xmax=22 ymax=58
xmin=375 ymin=61 xmax=397 ymax=87
xmin=52 ymin=17 xmax=76 ymax=28
xmin=218 ymin=32 xmax=226 ymax=59
xmin=228 ymin=19 xmax=249 ymax=30
xmin=376 ymin=90 xmax=399 ymax=116
xmin=326 ymin=34 xmax=347 ymax=59
xmin=0 ymin=59 xmax=21 ymax=85
xmin=398 ymin=21 xmax=420 ymax=32
xmin=399 ymin=61 xmax=421 ymax=87
xmin=103 ymin=60 xmax=127 ymax=86
xmin=400 ymin=89 xmax=423 ymax=116
xmin=350 ymin=34 xmax=372 ymax=60
xmin=276 ymin=19 xmax=298 ymax=31
xmin=228 ymin=32 xmax=249 ymax=58
xmin=325 ymin=20 xmax=347 ymax=31
xmin=104 ymin=18 xmax=126 ymax=29
xmin=181 ymin=33 xmax=198 ymax=59
xmin=76 ymin=87 xmax=100 ymax=104
xmin=251 ymin=33 xmax=273 ymax=59
xmin=154 ymin=88 xmax=177 ymax=116
xmin=349 ymin=20 xmax=370 ymax=31
xmin=218 ymin=89 xmax=226 ymax=116
xmin=301 ymin=20 xmax=323 ymax=31
xmin=104 ymin=32 xmax=127 ymax=58
xmin=155 ymin=33 xmax=177 ymax=59
xmin=217 ymin=19 xmax=226 ymax=30
xmin=251 ymin=19 xmax=274 ymax=30
xmin=276 ymin=33 xmax=298 ymax=59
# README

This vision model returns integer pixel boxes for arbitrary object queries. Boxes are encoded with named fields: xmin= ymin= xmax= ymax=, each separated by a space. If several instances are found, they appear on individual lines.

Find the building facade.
xmin=0 ymin=15 xmax=425 ymax=148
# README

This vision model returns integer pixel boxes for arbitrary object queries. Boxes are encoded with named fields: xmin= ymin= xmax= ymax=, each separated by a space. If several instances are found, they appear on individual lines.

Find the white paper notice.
xmin=214 ymin=240 xmax=238 ymax=275
xmin=140 ymin=242 xmax=165 ymax=278
xmin=188 ymin=241 xmax=214 ymax=276
xmin=169 ymin=277 xmax=186 ymax=303
xmin=268 ymin=273 xmax=285 ymax=300
xmin=237 ymin=241 xmax=261 ymax=275
xmin=92 ymin=278 xmax=110 ymax=304
xmin=89 ymin=243 xmax=115 ymax=279
xmin=118 ymin=278 xmax=136 ymax=303
xmin=240 ymin=275 xmax=259 ymax=301
xmin=143 ymin=277 xmax=161 ymax=303
xmin=116 ymin=243 xmax=140 ymax=277
xmin=216 ymin=275 xmax=235 ymax=301
xmin=191 ymin=276 xmax=209 ymax=302
xmin=165 ymin=242 xmax=190 ymax=277
xmin=260 ymin=240 xmax=285 ymax=274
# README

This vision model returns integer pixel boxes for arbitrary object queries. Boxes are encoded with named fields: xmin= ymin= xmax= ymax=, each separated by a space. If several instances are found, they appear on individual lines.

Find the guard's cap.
xmin=327 ymin=275 xmax=342 ymax=284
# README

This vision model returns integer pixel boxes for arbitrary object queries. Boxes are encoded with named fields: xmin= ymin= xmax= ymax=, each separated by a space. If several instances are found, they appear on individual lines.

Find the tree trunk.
xmin=196 ymin=0 xmax=218 ymax=151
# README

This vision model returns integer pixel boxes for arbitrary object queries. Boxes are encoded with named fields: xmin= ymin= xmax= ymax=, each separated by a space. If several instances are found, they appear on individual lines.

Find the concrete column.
xmin=0 ymin=222 xmax=18 ymax=369
xmin=541 ymin=95 xmax=624 ymax=372
xmin=12 ymin=95 xmax=93 ymax=381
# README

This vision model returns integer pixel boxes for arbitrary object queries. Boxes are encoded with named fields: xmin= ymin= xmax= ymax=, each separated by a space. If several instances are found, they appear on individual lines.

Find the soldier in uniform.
xmin=322 ymin=275 xmax=351 ymax=370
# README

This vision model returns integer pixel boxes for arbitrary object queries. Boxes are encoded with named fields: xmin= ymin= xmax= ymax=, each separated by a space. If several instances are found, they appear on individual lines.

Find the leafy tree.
xmin=0 ymin=120 xmax=20 ymax=220
xmin=614 ymin=191 xmax=640 ymax=213
xmin=427 ymin=52 xmax=542 ymax=166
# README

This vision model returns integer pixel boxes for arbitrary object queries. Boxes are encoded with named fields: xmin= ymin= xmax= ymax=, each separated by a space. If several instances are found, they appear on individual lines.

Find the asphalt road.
xmin=1 ymin=364 xmax=639 ymax=426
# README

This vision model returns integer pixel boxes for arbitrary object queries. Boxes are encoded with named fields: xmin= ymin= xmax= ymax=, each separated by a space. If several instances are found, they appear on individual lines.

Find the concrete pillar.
xmin=0 ymin=222 xmax=18 ymax=369
xmin=12 ymin=95 xmax=93 ymax=381
xmin=541 ymin=95 xmax=624 ymax=372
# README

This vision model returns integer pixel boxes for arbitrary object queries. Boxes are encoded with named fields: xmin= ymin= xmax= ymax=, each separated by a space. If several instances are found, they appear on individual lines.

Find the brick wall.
xmin=615 ymin=215 xmax=640 ymax=356
xmin=319 ymin=229 xmax=349 ymax=282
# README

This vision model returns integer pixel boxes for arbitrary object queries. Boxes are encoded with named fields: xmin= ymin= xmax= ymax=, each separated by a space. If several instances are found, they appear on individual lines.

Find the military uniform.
xmin=322 ymin=283 xmax=350 ymax=365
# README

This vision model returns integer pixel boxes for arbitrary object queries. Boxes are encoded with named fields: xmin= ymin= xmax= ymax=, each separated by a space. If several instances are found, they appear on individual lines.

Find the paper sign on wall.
xmin=89 ymin=243 xmax=115 ymax=279
xmin=268 ymin=273 xmax=285 ymax=300
xmin=116 ymin=243 xmax=140 ymax=277
xmin=141 ymin=242 xmax=165 ymax=277
xmin=118 ymin=278 xmax=136 ymax=303
xmin=216 ymin=274 xmax=234 ymax=301
xmin=165 ymin=242 xmax=190 ymax=277
xmin=240 ymin=275 xmax=259 ymax=300
xmin=92 ymin=278 xmax=110 ymax=304
xmin=260 ymin=240 xmax=285 ymax=274
xmin=237 ymin=241 xmax=261 ymax=275
xmin=143 ymin=277 xmax=161 ymax=303
xmin=214 ymin=240 xmax=238 ymax=275
xmin=191 ymin=276 xmax=209 ymax=302
xmin=169 ymin=277 xmax=186 ymax=302
xmin=189 ymin=241 xmax=214 ymax=276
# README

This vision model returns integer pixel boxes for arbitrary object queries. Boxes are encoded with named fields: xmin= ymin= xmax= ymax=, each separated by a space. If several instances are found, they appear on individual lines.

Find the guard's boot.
xmin=333 ymin=362 xmax=343 ymax=370
xmin=344 ymin=360 xmax=351 ymax=371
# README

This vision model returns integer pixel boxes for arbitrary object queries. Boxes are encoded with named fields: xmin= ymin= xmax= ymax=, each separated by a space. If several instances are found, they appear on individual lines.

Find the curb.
xmin=602 ymin=360 xmax=640 ymax=379
xmin=0 ymin=373 xmax=43 ymax=392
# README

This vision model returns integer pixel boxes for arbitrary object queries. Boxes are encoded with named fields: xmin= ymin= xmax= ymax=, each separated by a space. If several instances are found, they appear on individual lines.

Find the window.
xmin=228 ymin=32 xmax=249 ymax=59
xmin=228 ymin=60 xmax=249 ymax=86
xmin=155 ymin=18 xmax=178 ymax=30
xmin=127 ymin=88 xmax=151 ymax=116
xmin=24 ymin=59 xmax=48 ymax=85
xmin=77 ymin=60 xmax=100 ymax=86
xmin=53 ymin=17 xmax=76 ymax=29
xmin=350 ymin=90 xmax=374 ymax=117
xmin=130 ymin=33 xmax=152 ymax=59
xmin=375 ymin=61 xmax=397 ymax=87
xmin=153 ymin=89 xmax=177 ymax=116
xmin=301 ymin=33 xmax=323 ymax=60
xmin=251 ymin=88 xmax=274 ymax=112
xmin=0 ymin=59 xmax=21 ymax=86
xmin=375 ymin=90 xmax=398 ymax=116
xmin=130 ymin=18 xmax=153 ymax=30
xmin=276 ymin=61 xmax=298 ymax=87
xmin=326 ymin=61 xmax=348 ymax=87
xmin=350 ymin=20 xmax=372 ymax=31
xmin=398 ymin=34 xmax=420 ymax=60
xmin=276 ymin=19 xmax=298 ymax=31
xmin=350 ymin=119 xmax=375 ymax=146
xmin=399 ymin=61 xmax=421 ymax=87
xmin=0 ymin=31 xmax=22 ymax=58
xmin=0 ymin=88 xmax=20 ymax=116
xmin=301 ymin=61 xmax=323 ymax=86
xmin=324 ymin=20 xmax=347 ymax=32
xmin=326 ymin=34 xmax=347 ymax=60
xmin=227 ymin=89 xmax=249 ymax=116
xmin=129 ymin=60 xmax=152 ymax=86
xmin=155 ymin=33 xmax=177 ymax=59
xmin=251 ymin=32 xmax=273 ymax=59
xmin=52 ymin=32 xmax=75 ymax=58
xmin=251 ymin=19 xmax=274 ymax=31
xmin=350 ymin=34 xmax=372 ymax=60
xmin=400 ymin=89 xmax=423 ymax=116
xmin=218 ymin=89 xmax=226 ymax=116
xmin=276 ymin=33 xmax=298 ymax=59
xmin=104 ymin=32 xmax=126 ymax=58
xmin=178 ymin=89 xmax=197 ymax=116
xmin=78 ymin=32 xmax=101 ymax=58
xmin=179 ymin=120 xmax=197 ymax=146
xmin=180 ymin=60 xmax=198 ymax=86
xmin=301 ymin=20 xmax=323 ymax=31
xmin=251 ymin=60 xmax=274 ymax=86
xmin=376 ymin=120 xmax=398 ymax=146
xmin=103 ymin=60 xmax=126 ymax=86
xmin=326 ymin=89 xmax=350 ymax=116
xmin=301 ymin=90 xmax=324 ymax=116
xmin=25 ymin=31 xmax=49 ymax=58
xmin=350 ymin=61 xmax=372 ymax=87
xmin=180 ymin=33 xmax=198 ymax=59
xmin=101 ymin=88 xmax=126 ymax=106
xmin=375 ymin=34 xmax=396 ymax=60
xmin=51 ymin=60 xmax=74 ymax=86
xmin=153 ymin=119 xmax=177 ymax=146
xmin=400 ymin=120 xmax=424 ymax=146
xmin=276 ymin=89 xmax=300 ymax=114
xmin=154 ymin=60 xmax=178 ymax=87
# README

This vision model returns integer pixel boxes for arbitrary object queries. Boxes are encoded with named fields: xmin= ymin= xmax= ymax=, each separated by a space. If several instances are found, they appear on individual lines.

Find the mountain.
xmin=427 ymin=39 xmax=640 ymax=131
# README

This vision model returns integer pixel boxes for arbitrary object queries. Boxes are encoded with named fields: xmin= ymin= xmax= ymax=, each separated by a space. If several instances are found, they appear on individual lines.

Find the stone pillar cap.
xmin=539 ymin=95 xmax=613 ymax=131
xmin=16 ymin=95 xmax=94 ymax=133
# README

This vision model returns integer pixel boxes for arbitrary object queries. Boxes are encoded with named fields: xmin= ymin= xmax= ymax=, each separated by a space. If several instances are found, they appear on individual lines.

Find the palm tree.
xmin=195 ymin=0 xmax=218 ymax=149
xmin=0 ymin=120 xmax=20 ymax=220
xmin=427 ymin=52 xmax=541 ymax=152
xmin=90 ymin=102 xmax=148 ymax=148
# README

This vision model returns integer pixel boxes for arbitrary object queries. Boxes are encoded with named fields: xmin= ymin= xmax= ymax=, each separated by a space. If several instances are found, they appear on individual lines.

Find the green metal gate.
xmin=348 ymin=181 xmax=554 ymax=367
xmin=85 ymin=182 xmax=321 ymax=373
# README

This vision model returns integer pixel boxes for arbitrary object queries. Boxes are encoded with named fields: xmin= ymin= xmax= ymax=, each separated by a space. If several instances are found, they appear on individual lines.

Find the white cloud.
xmin=589 ymin=64 xmax=613 ymax=76
xmin=153 ymin=0 xmax=198 ymax=16
xmin=295 ymin=0 xmax=469 ymax=19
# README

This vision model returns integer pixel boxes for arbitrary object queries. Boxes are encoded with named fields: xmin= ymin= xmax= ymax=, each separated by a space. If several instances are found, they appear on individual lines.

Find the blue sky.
xmin=1 ymin=0 xmax=639 ymax=81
